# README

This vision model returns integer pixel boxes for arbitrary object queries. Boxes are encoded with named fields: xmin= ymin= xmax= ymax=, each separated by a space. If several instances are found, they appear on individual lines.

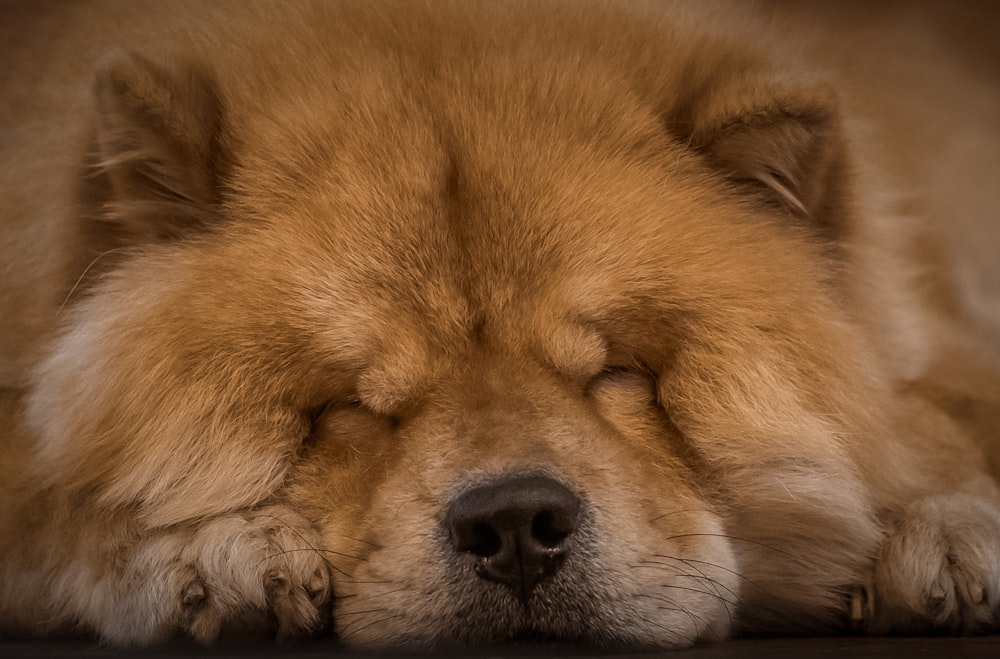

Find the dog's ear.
xmin=674 ymin=77 xmax=849 ymax=236
xmin=86 ymin=50 xmax=225 ymax=243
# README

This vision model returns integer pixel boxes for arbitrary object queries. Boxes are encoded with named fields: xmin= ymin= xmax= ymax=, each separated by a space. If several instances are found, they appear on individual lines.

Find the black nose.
xmin=446 ymin=474 xmax=581 ymax=604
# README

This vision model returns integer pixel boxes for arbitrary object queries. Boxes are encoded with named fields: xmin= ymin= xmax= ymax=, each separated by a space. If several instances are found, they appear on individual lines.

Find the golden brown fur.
xmin=1 ymin=0 xmax=998 ymax=649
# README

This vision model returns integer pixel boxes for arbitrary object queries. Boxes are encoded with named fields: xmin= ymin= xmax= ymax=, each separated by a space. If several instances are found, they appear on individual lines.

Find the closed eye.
xmin=303 ymin=400 xmax=333 ymax=443
xmin=586 ymin=361 xmax=653 ymax=395
xmin=302 ymin=397 xmax=403 ymax=446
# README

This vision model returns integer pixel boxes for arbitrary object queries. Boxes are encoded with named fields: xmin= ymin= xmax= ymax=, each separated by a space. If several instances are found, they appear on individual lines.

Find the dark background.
xmin=2 ymin=635 xmax=1000 ymax=658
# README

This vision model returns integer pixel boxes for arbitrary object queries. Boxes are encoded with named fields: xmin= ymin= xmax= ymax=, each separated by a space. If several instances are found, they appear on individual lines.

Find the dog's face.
xmin=28 ymin=8 xmax=888 ymax=649
xmin=275 ymin=113 xmax=752 ymax=645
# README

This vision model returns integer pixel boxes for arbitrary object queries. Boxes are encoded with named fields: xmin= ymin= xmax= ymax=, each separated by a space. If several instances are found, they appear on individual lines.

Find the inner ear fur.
xmin=675 ymin=75 xmax=851 ymax=238
xmin=82 ymin=50 xmax=226 ymax=246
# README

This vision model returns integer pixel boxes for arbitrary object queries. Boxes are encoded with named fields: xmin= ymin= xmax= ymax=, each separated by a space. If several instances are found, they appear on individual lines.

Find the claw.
xmin=181 ymin=580 xmax=206 ymax=608
xmin=849 ymin=583 xmax=872 ymax=632
xmin=306 ymin=568 xmax=328 ymax=600
xmin=187 ymin=604 xmax=223 ymax=645
xmin=267 ymin=570 xmax=290 ymax=594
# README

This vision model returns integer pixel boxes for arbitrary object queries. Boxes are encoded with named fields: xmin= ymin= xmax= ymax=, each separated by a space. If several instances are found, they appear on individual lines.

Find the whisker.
xmin=660 ymin=606 xmax=724 ymax=642
xmin=658 ymin=554 xmax=802 ymax=603
xmin=648 ymin=508 xmax=718 ymax=523
xmin=262 ymin=547 xmax=356 ymax=578
xmin=252 ymin=513 xmax=355 ymax=577
xmin=268 ymin=547 xmax=367 ymax=562
xmin=634 ymin=560 xmax=737 ymax=630
xmin=632 ymin=611 xmax=694 ymax=647
xmin=639 ymin=558 xmax=743 ymax=602
xmin=642 ymin=568 xmax=740 ymax=604
xmin=652 ymin=558 xmax=793 ymax=622
xmin=338 ymin=535 xmax=379 ymax=548
xmin=336 ymin=586 xmax=409 ymax=606
xmin=333 ymin=607 xmax=389 ymax=618
xmin=57 ymin=247 xmax=129 ymax=314
xmin=661 ymin=555 xmax=773 ymax=596
xmin=633 ymin=592 xmax=722 ymax=641
xmin=662 ymin=532 xmax=800 ymax=560
xmin=659 ymin=583 xmax=740 ymax=609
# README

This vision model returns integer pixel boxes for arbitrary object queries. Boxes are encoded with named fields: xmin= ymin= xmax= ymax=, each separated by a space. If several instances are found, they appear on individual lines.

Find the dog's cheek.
xmin=585 ymin=374 xmax=742 ymax=638
xmin=287 ymin=407 xmax=403 ymax=535
xmin=588 ymin=371 xmax=705 ymax=478
xmin=656 ymin=349 xmax=884 ymax=629
xmin=24 ymin=257 xmax=321 ymax=529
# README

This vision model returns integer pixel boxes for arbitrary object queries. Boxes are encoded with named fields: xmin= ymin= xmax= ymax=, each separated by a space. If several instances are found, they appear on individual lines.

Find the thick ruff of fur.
xmin=1 ymin=0 xmax=998 ymax=650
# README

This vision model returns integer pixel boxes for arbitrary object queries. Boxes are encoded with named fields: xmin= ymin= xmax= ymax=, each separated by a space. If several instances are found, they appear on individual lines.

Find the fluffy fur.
xmin=1 ymin=0 xmax=998 ymax=650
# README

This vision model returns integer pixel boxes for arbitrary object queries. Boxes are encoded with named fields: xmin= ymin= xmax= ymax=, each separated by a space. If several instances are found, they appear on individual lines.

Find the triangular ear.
xmin=86 ymin=50 xmax=225 ymax=243
xmin=677 ymin=78 xmax=848 ymax=236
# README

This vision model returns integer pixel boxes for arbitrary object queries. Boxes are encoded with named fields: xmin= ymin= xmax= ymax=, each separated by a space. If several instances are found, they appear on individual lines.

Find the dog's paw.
xmin=869 ymin=493 xmax=1000 ymax=633
xmin=91 ymin=506 xmax=331 ymax=645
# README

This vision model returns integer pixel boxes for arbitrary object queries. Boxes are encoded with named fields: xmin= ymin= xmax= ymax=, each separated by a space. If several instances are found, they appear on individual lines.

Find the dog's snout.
xmin=446 ymin=475 xmax=580 ymax=603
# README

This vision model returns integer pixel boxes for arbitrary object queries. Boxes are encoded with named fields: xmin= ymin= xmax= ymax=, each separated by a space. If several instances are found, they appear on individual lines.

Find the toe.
xmin=181 ymin=579 xmax=206 ymax=608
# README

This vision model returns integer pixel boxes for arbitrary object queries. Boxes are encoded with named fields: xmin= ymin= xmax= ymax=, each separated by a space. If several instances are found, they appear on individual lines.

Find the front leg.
xmin=67 ymin=505 xmax=332 ymax=645
xmin=868 ymin=493 xmax=1000 ymax=633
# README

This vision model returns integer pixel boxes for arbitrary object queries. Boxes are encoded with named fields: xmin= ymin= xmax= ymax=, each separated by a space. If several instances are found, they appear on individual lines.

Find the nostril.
xmin=445 ymin=473 xmax=581 ymax=603
xmin=531 ymin=510 xmax=572 ymax=548
xmin=469 ymin=522 xmax=502 ymax=557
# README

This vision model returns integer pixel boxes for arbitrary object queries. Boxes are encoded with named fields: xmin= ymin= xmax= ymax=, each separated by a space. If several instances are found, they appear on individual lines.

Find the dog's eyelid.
xmin=306 ymin=399 xmax=332 ymax=418
xmin=603 ymin=350 xmax=654 ymax=375
xmin=584 ymin=362 xmax=645 ymax=394
xmin=301 ymin=400 xmax=333 ymax=443
xmin=301 ymin=395 xmax=360 ymax=428
xmin=304 ymin=396 xmax=403 ymax=430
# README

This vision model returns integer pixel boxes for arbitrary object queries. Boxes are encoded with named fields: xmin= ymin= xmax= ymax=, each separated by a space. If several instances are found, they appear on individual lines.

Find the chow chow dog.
xmin=1 ymin=0 xmax=999 ymax=651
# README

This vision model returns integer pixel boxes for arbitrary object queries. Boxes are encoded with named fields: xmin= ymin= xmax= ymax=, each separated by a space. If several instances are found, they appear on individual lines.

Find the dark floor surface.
xmin=2 ymin=636 xmax=999 ymax=659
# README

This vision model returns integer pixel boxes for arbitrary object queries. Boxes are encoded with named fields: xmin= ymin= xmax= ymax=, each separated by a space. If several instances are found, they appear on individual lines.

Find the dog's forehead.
xmin=221 ymin=2 xmax=823 ymax=372
xmin=244 ymin=69 xmax=806 ymax=391
xmin=287 ymin=154 xmax=668 ymax=336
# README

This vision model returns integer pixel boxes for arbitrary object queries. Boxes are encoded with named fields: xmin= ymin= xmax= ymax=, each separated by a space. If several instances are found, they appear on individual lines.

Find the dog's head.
xmin=30 ymin=3 xmax=886 ymax=649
